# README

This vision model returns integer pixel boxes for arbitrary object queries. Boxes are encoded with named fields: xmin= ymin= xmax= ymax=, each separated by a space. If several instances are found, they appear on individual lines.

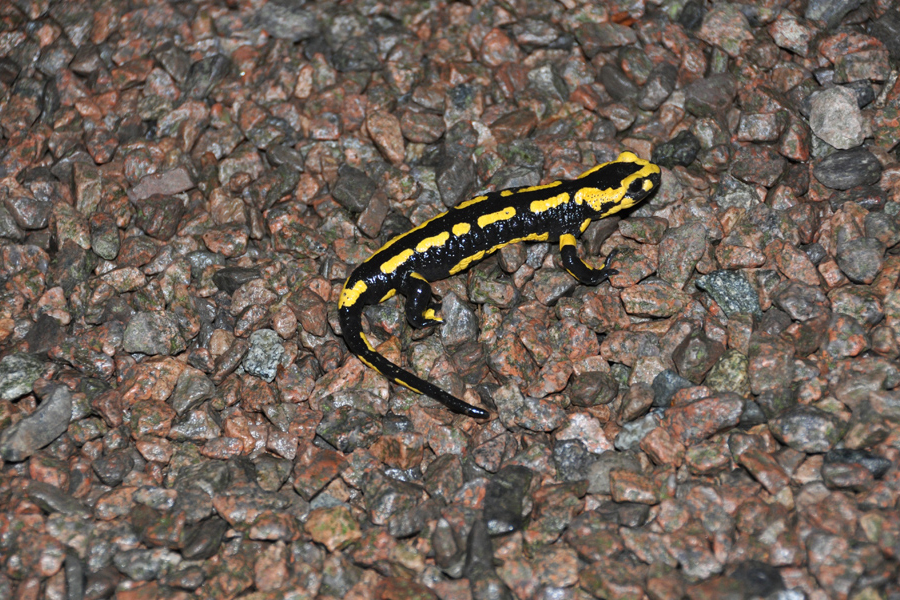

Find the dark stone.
xmin=813 ymin=148 xmax=883 ymax=191
xmin=616 ymin=502 xmax=650 ymax=527
xmin=48 ymin=240 xmax=94 ymax=295
xmin=684 ymin=74 xmax=737 ymax=117
xmin=332 ymin=164 xmax=377 ymax=212
xmin=651 ymin=370 xmax=693 ymax=407
xmin=679 ymin=0 xmax=706 ymax=30
xmin=212 ymin=267 xmax=261 ymax=295
xmin=805 ymin=0 xmax=862 ymax=28
xmin=673 ymin=329 xmax=725 ymax=384
xmin=756 ymin=387 xmax=796 ymax=419
xmin=436 ymin=155 xmax=476 ymax=208
xmin=463 ymin=519 xmax=511 ymax=597
xmin=92 ymin=449 xmax=135 ymax=486
xmin=483 ymin=465 xmax=533 ymax=536
xmin=184 ymin=54 xmax=230 ymax=100
xmin=132 ymin=194 xmax=185 ymax=241
xmin=65 ymin=552 xmax=85 ymax=600
xmin=153 ymin=41 xmax=191 ymax=83
xmin=824 ymin=448 xmax=892 ymax=479
xmin=316 ymin=406 xmax=383 ymax=453
xmin=4 ymin=193 xmax=52 ymax=230
xmin=600 ymin=63 xmax=638 ymax=102
xmin=333 ymin=37 xmax=380 ymax=72
xmin=26 ymin=480 xmax=89 ymax=516
xmin=23 ymin=313 xmax=64 ymax=357
xmin=652 ymin=130 xmax=701 ymax=169
xmin=0 ymin=57 xmax=19 ymax=86
xmin=729 ymin=561 xmax=785 ymax=596
xmin=800 ymin=242 xmax=827 ymax=265
xmin=570 ymin=370 xmax=619 ymax=407
xmin=266 ymin=144 xmax=305 ymax=172
xmin=739 ymin=399 xmax=767 ymax=428
xmin=638 ymin=63 xmax=677 ymax=111
xmin=827 ymin=186 xmax=886 ymax=212
xmin=0 ymin=386 xmax=72 ymax=462
xmin=182 ymin=517 xmax=228 ymax=560
xmin=498 ymin=139 xmax=543 ymax=169
xmin=870 ymin=9 xmax=900 ymax=60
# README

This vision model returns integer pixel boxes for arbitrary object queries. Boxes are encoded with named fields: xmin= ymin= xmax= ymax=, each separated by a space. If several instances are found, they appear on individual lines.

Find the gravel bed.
xmin=1 ymin=0 xmax=899 ymax=598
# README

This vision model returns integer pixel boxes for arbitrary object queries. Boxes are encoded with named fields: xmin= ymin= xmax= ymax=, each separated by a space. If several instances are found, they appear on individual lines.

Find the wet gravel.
xmin=1 ymin=0 xmax=900 ymax=599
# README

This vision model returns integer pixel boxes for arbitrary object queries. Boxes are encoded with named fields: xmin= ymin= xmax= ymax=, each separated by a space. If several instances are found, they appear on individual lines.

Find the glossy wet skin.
xmin=339 ymin=152 xmax=662 ymax=418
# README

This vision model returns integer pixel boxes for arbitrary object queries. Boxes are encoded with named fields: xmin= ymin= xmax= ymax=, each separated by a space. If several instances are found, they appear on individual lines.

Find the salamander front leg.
xmin=559 ymin=234 xmax=618 ymax=286
xmin=402 ymin=273 xmax=443 ymax=328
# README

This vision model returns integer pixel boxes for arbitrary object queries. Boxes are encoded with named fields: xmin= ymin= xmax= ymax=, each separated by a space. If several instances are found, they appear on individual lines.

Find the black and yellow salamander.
xmin=338 ymin=152 xmax=661 ymax=419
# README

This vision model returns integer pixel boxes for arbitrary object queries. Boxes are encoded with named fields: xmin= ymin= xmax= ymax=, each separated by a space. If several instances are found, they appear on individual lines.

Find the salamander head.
xmin=574 ymin=152 xmax=661 ymax=217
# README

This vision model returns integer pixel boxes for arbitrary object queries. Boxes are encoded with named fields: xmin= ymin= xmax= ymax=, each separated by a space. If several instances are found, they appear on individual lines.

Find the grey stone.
xmin=243 ymin=329 xmax=285 ymax=382
xmin=0 ymin=353 xmax=44 ymax=401
xmin=0 ymin=386 xmax=72 ymax=462
xmin=123 ymin=312 xmax=186 ymax=356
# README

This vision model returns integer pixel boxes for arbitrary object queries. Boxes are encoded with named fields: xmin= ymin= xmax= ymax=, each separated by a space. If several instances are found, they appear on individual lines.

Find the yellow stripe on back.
xmin=456 ymin=195 xmax=488 ymax=210
xmin=530 ymin=192 xmax=570 ymax=214
xmin=381 ymin=249 xmax=415 ymax=274
xmin=478 ymin=207 xmax=516 ymax=228
xmin=517 ymin=180 xmax=562 ymax=193
xmin=416 ymin=231 xmax=450 ymax=253
xmin=394 ymin=378 xmax=423 ymax=394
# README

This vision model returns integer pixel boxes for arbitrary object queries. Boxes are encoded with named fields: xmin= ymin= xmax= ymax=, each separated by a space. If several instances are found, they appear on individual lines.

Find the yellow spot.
xmin=424 ymin=308 xmax=442 ymax=322
xmin=580 ymin=219 xmax=591 ymax=232
xmin=411 ymin=272 xmax=428 ymax=281
xmin=530 ymin=192 xmax=570 ymax=214
xmin=478 ymin=207 xmax=516 ymax=228
xmin=456 ymin=195 xmax=488 ymax=210
xmin=643 ymin=179 xmax=654 ymax=191
xmin=339 ymin=280 xmax=367 ymax=308
xmin=416 ymin=231 xmax=450 ymax=253
xmin=560 ymin=234 xmax=577 ymax=248
xmin=381 ymin=249 xmax=414 ymax=274
xmin=518 ymin=180 xmax=562 ymax=193
xmin=394 ymin=378 xmax=422 ymax=394
xmin=380 ymin=289 xmax=396 ymax=302
xmin=452 ymin=222 xmax=471 ymax=236
xmin=500 ymin=190 xmax=513 ymax=196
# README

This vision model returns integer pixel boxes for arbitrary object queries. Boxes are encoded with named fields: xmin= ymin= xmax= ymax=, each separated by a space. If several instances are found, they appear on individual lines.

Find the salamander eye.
xmin=628 ymin=178 xmax=645 ymax=197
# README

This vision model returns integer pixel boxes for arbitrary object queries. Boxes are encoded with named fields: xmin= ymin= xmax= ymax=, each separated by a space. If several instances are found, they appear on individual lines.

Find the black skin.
xmin=339 ymin=153 xmax=662 ymax=418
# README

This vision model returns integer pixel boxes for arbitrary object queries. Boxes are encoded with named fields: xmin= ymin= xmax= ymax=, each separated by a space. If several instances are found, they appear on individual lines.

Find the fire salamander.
xmin=338 ymin=152 xmax=661 ymax=418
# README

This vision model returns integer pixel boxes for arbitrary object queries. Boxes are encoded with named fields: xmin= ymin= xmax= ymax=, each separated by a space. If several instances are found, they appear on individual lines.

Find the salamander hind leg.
xmin=402 ymin=273 xmax=443 ymax=328
xmin=559 ymin=235 xmax=618 ymax=286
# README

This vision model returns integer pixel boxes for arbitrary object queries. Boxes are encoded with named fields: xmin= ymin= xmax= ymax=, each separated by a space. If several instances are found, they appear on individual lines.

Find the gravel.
xmin=1 ymin=0 xmax=899 ymax=598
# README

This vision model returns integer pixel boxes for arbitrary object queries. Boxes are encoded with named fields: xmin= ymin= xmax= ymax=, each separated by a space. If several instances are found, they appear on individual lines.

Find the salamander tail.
xmin=339 ymin=307 xmax=489 ymax=419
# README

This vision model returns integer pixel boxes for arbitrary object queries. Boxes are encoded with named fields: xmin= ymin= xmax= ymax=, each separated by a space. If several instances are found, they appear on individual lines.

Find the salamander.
xmin=338 ymin=152 xmax=662 ymax=419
